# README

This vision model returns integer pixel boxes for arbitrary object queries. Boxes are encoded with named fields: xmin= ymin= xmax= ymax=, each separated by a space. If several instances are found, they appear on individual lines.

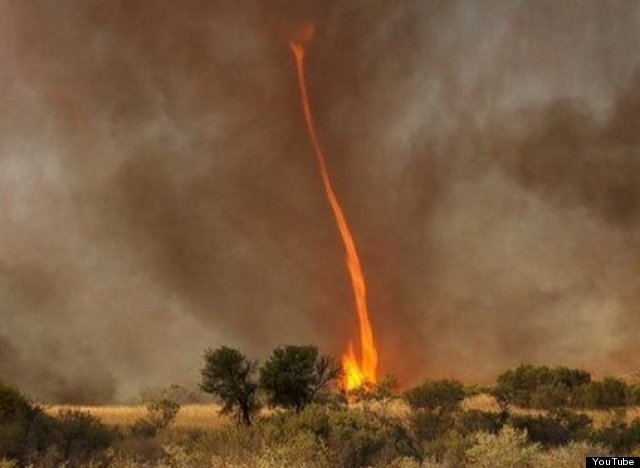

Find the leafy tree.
xmin=260 ymin=345 xmax=341 ymax=413
xmin=404 ymin=379 xmax=465 ymax=413
xmin=200 ymin=346 xmax=260 ymax=425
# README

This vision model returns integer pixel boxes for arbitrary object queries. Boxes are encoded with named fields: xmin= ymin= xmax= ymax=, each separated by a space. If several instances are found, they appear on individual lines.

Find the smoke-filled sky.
xmin=1 ymin=0 xmax=640 ymax=402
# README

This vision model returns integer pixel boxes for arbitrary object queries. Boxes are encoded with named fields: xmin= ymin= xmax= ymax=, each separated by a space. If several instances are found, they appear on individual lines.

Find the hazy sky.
xmin=1 ymin=0 xmax=639 ymax=402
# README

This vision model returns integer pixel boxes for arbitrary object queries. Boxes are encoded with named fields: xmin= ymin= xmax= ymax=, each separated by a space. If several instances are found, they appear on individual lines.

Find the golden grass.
xmin=45 ymin=404 xmax=229 ymax=430
xmin=463 ymin=393 xmax=640 ymax=428
xmin=44 ymin=395 xmax=640 ymax=431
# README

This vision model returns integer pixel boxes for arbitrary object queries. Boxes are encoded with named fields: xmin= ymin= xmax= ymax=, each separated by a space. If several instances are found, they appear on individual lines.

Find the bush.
xmin=0 ymin=380 xmax=53 ymax=461
xmin=509 ymin=409 xmax=591 ymax=447
xmin=404 ymin=379 xmax=465 ymax=413
xmin=536 ymin=441 xmax=609 ymax=468
xmin=0 ymin=380 xmax=115 ymax=464
xmin=325 ymin=408 xmax=414 ymax=467
xmin=631 ymin=383 xmax=640 ymax=406
xmin=186 ymin=424 xmax=263 ymax=465
xmin=494 ymin=365 xmax=591 ymax=409
xmin=263 ymin=405 xmax=421 ymax=467
xmin=54 ymin=409 xmax=115 ymax=460
xmin=576 ymin=378 xmax=631 ymax=409
xmin=255 ymin=431 xmax=331 ymax=468
xmin=455 ymin=410 xmax=504 ymax=436
xmin=466 ymin=426 xmax=541 ymax=468
xmin=131 ymin=385 xmax=182 ymax=437
xmin=421 ymin=429 xmax=471 ymax=466
xmin=410 ymin=411 xmax=454 ymax=442
xmin=591 ymin=419 xmax=640 ymax=453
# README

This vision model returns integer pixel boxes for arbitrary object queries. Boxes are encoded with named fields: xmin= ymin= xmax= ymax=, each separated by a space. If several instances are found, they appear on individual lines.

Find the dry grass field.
xmin=44 ymin=403 xmax=230 ymax=430
xmin=44 ymin=395 xmax=640 ymax=431
xmin=463 ymin=393 xmax=640 ymax=428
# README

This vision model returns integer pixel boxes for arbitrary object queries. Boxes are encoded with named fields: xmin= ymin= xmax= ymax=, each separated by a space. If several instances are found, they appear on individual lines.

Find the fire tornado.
xmin=289 ymin=35 xmax=378 ymax=391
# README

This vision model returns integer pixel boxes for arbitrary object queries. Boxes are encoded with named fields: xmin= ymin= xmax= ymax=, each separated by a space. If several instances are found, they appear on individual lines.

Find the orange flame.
xmin=289 ymin=39 xmax=378 ymax=391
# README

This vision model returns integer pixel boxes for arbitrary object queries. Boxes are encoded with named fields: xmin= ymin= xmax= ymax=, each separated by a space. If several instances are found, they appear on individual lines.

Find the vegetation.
xmin=494 ymin=364 xmax=591 ymax=409
xmin=4 ymin=352 xmax=640 ymax=466
xmin=260 ymin=345 xmax=342 ymax=413
xmin=131 ymin=385 xmax=185 ymax=437
xmin=404 ymin=379 xmax=466 ymax=413
xmin=199 ymin=346 xmax=260 ymax=426
xmin=0 ymin=380 xmax=115 ymax=465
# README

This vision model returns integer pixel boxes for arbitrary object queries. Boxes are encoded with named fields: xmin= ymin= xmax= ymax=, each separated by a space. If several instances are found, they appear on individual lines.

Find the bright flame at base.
xmin=342 ymin=344 xmax=368 ymax=390
xmin=289 ymin=36 xmax=378 ymax=391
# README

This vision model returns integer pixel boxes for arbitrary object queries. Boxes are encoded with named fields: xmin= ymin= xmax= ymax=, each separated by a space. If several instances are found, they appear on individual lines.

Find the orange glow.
xmin=282 ymin=22 xmax=316 ymax=44
xmin=289 ymin=40 xmax=378 ymax=391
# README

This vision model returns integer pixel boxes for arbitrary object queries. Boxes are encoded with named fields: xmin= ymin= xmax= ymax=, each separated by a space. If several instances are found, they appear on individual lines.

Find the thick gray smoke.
xmin=1 ymin=0 xmax=639 ymax=402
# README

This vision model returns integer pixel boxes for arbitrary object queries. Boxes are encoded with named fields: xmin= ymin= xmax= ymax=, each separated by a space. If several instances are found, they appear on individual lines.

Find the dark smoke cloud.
xmin=0 ymin=0 xmax=639 ymax=401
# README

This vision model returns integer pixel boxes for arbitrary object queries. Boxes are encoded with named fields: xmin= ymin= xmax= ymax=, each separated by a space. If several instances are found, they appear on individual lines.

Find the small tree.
xmin=200 ymin=346 xmax=259 ymax=425
xmin=260 ymin=345 xmax=341 ymax=413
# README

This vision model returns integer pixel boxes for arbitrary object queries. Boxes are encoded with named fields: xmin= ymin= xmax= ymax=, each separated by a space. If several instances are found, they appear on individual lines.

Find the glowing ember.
xmin=289 ymin=33 xmax=378 ymax=391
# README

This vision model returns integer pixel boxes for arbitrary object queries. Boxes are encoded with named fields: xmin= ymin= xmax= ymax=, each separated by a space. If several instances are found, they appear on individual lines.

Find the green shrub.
xmin=255 ymin=431 xmax=331 ymax=468
xmin=631 ymin=383 xmax=640 ymax=406
xmin=264 ymin=405 xmax=420 ymax=467
xmin=325 ymin=409 xmax=399 ymax=467
xmin=0 ymin=380 xmax=53 ymax=461
xmin=591 ymin=419 xmax=640 ymax=453
xmin=455 ymin=410 xmax=504 ymax=436
xmin=54 ymin=409 xmax=115 ymax=460
xmin=494 ymin=365 xmax=591 ymax=409
xmin=466 ymin=426 xmax=541 ymax=468
xmin=264 ymin=404 xmax=332 ymax=442
xmin=465 ymin=384 xmax=492 ymax=397
xmin=404 ymin=379 xmax=465 ymax=413
xmin=535 ymin=441 xmax=609 ymax=468
xmin=421 ymin=429 xmax=471 ymax=466
xmin=410 ymin=411 xmax=454 ymax=442
xmin=176 ymin=421 xmax=282 ymax=467
xmin=0 ymin=380 xmax=115 ymax=464
xmin=131 ymin=386 xmax=182 ymax=437
xmin=509 ymin=409 xmax=591 ymax=447
xmin=494 ymin=366 xmax=633 ymax=410
xmin=577 ymin=378 xmax=631 ymax=409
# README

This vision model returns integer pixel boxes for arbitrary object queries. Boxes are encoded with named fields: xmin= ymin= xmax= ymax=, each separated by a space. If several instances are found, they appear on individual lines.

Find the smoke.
xmin=0 ymin=0 xmax=639 ymax=401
